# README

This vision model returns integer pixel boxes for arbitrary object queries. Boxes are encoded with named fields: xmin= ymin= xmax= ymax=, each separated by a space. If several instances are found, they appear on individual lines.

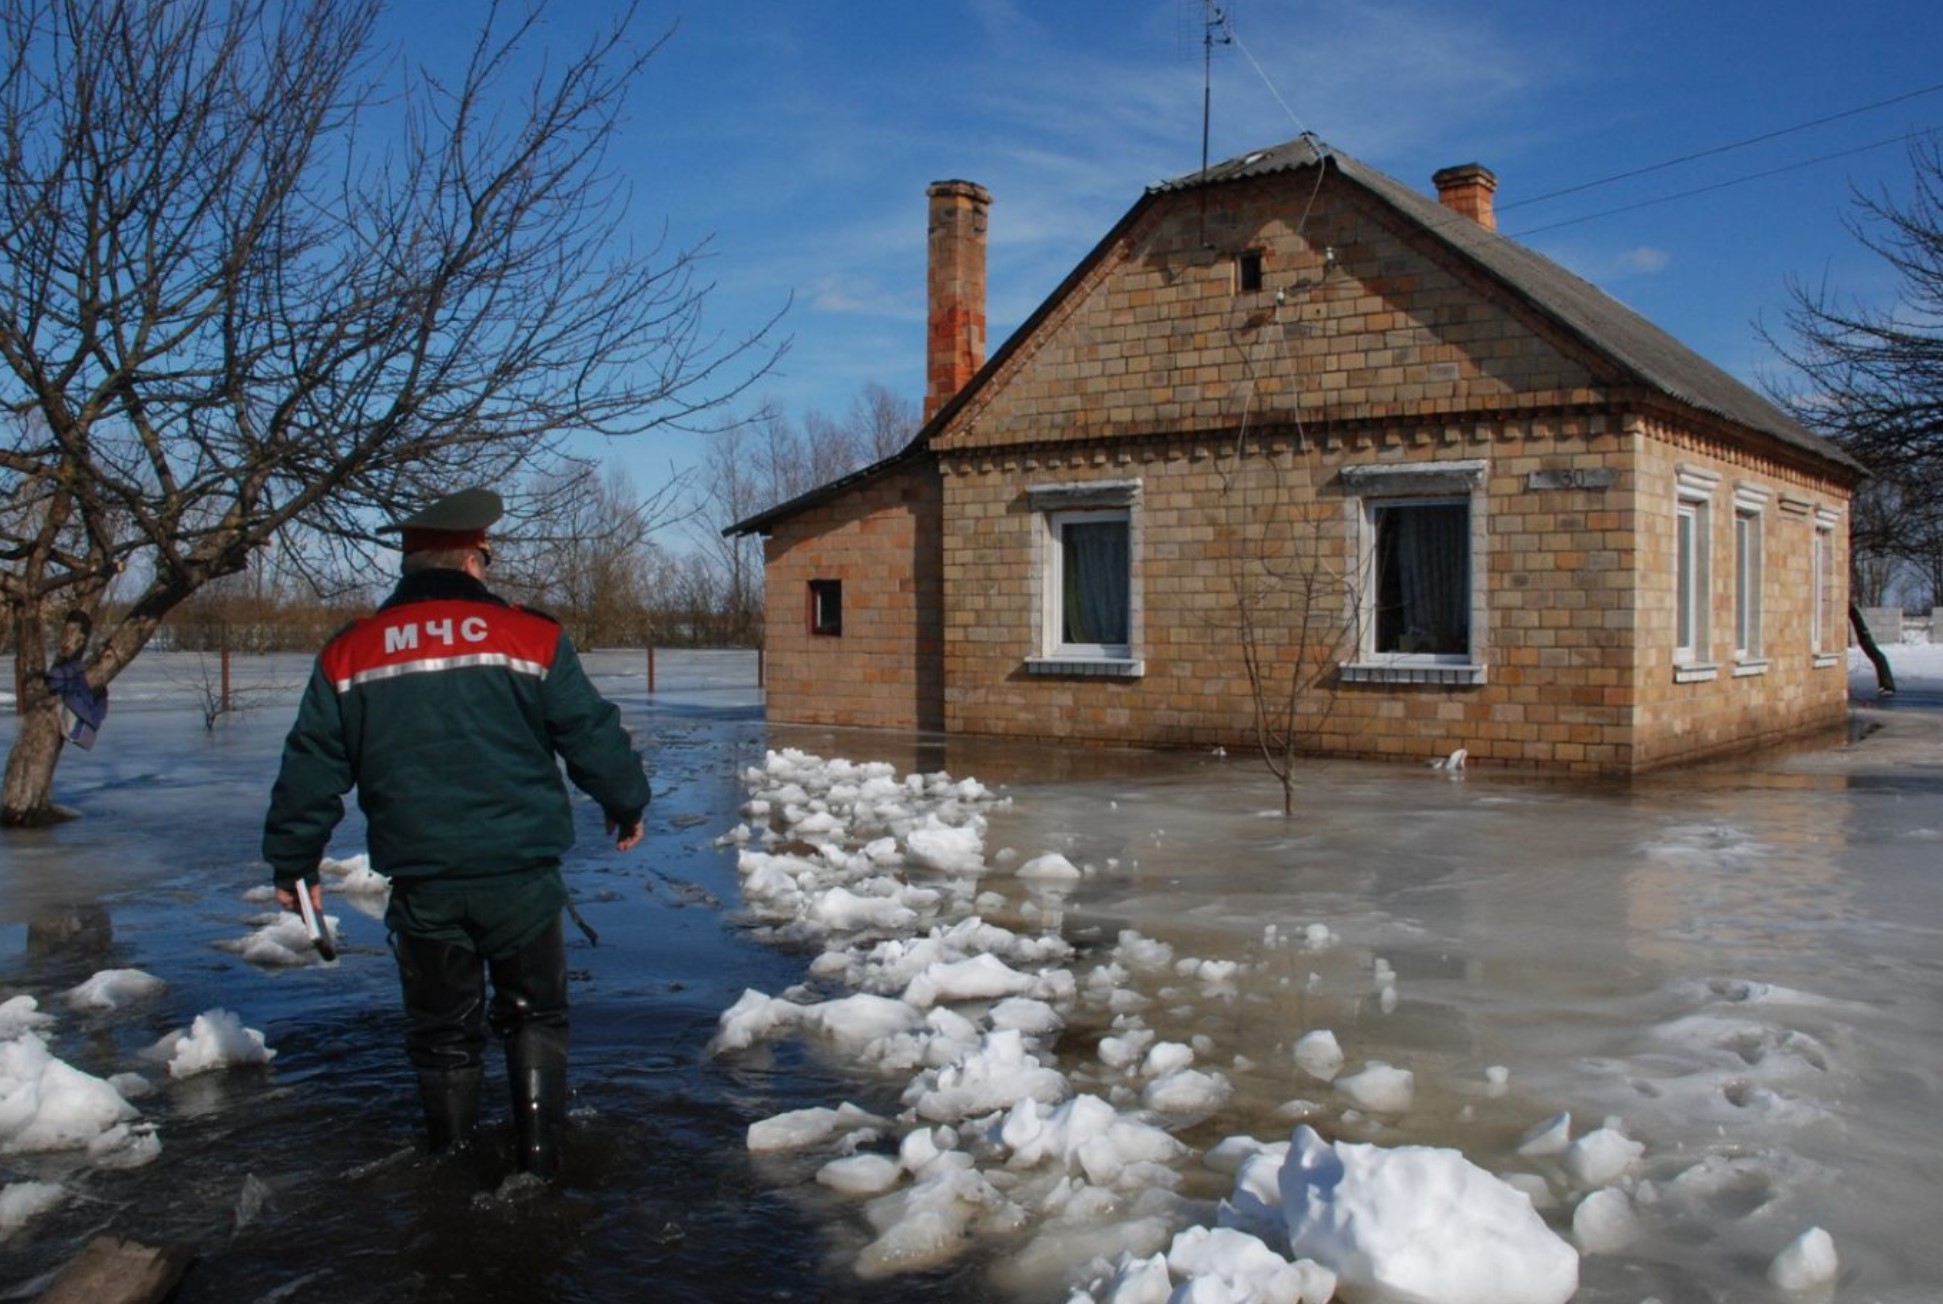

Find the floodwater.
xmin=1 ymin=650 xmax=1941 ymax=1302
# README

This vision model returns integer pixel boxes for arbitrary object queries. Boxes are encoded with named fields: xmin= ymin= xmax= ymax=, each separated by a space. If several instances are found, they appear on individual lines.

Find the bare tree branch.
xmin=0 ymin=0 xmax=779 ymax=822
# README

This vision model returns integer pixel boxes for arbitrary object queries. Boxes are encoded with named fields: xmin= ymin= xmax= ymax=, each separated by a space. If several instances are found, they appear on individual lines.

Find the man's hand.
xmin=276 ymin=881 xmax=324 ymax=914
xmin=606 ymin=816 xmax=645 ymax=852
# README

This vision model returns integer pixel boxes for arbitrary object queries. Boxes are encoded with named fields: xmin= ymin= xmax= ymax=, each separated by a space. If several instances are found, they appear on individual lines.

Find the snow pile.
xmin=1274 ymin=1125 xmax=1578 ymax=1304
xmin=321 ymin=852 xmax=391 ymax=898
xmin=152 ymin=1009 xmax=276 ymax=1078
xmin=0 ymin=1180 xmax=67 ymax=1239
xmin=1292 ymin=1029 xmax=1343 ymax=1081
xmin=0 ymin=995 xmax=55 ymax=1038
xmin=719 ymin=750 xmax=1221 ymax=1285
xmin=62 ymin=968 xmax=167 ymax=1012
xmin=1768 ymin=1225 xmax=1839 ymax=1291
xmin=221 ymin=910 xmax=340 ymax=967
xmin=1334 ymin=1060 xmax=1413 ymax=1114
xmin=0 ymin=1027 xmax=146 ymax=1157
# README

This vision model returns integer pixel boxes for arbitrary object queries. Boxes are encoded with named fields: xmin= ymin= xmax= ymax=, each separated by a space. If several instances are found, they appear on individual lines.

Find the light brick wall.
xmin=1629 ymin=419 xmax=1850 ymax=768
xmin=936 ymin=413 xmax=1848 ymax=773
xmin=763 ymin=165 xmax=1854 ymax=773
xmin=761 ymin=461 xmax=943 ymax=731
xmin=941 ymin=418 xmax=1648 ymax=771
xmin=934 ymin=171 xmax=1603 ymax=454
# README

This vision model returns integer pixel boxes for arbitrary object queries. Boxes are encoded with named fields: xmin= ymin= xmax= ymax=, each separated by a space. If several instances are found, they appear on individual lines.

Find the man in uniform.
xmin=263 ymin=487 xmax=650 ymax=1180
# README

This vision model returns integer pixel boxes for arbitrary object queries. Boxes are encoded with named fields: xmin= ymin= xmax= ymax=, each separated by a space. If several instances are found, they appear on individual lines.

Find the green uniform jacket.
xmin=262 ymin=569 xmax=651 ymax=919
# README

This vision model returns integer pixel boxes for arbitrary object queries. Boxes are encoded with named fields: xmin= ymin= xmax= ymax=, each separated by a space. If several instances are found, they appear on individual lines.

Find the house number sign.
xmin=1526 ymin=468 xmax=1615 ymax=492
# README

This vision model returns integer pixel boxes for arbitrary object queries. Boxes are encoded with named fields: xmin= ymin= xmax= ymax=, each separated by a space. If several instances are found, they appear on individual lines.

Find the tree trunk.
xmin=2 ymin=699 xmax=69 ymax=826
xmin=1849 ymin=601 xmax=1897 ymax=695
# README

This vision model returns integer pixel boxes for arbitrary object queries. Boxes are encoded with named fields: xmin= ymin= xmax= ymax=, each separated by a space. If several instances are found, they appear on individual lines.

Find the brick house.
xmin=730 ymin=137 xmax=1865 ymax=774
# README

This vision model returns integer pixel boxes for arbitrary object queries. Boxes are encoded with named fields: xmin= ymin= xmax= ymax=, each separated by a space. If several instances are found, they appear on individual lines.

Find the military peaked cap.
xmin=383 ymin=487 xmax=503 ymax=554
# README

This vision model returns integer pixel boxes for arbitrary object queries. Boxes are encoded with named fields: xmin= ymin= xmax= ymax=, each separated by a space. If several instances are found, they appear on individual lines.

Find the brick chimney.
xmin=925 ymin=180 xmax=992 ymax=421
xmin=1432 ymin=163 xmax=1498 ymax=231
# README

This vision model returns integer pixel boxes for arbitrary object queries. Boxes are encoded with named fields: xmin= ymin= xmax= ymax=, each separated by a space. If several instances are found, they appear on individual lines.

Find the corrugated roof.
xmin=1156 ymin=137 xmax=1864 ymax=474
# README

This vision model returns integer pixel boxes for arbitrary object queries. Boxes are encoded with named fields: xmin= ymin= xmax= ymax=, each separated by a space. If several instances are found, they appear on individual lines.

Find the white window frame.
xmin=1675 ymin=467 xmax=1719 ymax=681
xmin=1025 ymin=479 xmax=1143 ymax=678
xmin=1813 ymin=507 xmax=1843 ymax=666
xmin=1732 ymin=484 xmax=1768 ymax=675
xmin=1339 ymin=460 xmax=1488 ymax=687
xmin=1050 ymin=507 xmax=1131 ymax=657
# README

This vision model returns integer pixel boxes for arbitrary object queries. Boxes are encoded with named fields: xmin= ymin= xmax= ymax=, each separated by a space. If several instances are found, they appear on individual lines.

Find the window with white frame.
xmin=1813 ymin=507 xmax=1842 ymax=663
xmin=1810 ymin=525 xmax=1827 ymax=653
xmin=1053 ymin=509 xmax=1130 ymax=653
xmin=1732 ymin=486 xmax=1766 ymax=668
xmin=1373 ymin=499 xmax=1471 ymax=654
xmin=1675 ymin=468 xmax=1718 ymax=674
xmin=1340 ymin=460 xmax=1487 ymax=686
xmin=1026 ymin=480 xmax=1142 ymax=676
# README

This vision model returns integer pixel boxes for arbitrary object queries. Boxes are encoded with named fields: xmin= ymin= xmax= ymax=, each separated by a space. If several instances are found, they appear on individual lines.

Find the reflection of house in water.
xmin=733 ymin=138 xmax=1865 ymax=774
xmin=1622 ymin=769 xmax=1851 ymax=977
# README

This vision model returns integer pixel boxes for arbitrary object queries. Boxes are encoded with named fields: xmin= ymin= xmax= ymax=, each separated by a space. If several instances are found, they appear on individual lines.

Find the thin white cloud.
xmin=804 ymin=273 xmax=910 ymax=318
xmin=1619 ymin=246 xmax=1672 ymax=276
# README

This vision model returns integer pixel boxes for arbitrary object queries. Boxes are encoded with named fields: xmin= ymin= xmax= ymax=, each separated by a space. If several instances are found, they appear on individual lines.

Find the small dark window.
xmin=1236 ymin=250 xmax=1264 ymax=293
xmin=809 ymin=579 xmax=842 ymax=636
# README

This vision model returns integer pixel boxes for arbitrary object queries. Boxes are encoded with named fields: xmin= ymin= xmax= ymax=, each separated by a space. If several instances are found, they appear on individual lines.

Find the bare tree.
xmin=650 ymin=550 xmax=733 ymax=645
xmin=0 ymin=0 xmax=777 ymax=823
xmin=851 ymin=381 xmax=921 ymax=462
xmin=684 ymin=382 xmax=920 ymax=645
xmin=1218 ymin=445 xmax=1366 ymax=816
xmin=495 ymin=464 xmax=680 ymax=648
xmin=691 ymin=419 xmax=768 ymax=645
xmin=1767 ymin=134 xmax=1943 ymax=556
xmin=1764 ymin=133 xmax=1943 ymax=693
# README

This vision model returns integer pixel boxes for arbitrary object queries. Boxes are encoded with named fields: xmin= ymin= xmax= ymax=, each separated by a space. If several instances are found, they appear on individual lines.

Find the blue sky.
xmin=397 ymin=1 xmax=1943 ymax=494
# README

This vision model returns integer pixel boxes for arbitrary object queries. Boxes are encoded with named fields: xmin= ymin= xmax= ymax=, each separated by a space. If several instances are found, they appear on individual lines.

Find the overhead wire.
xmin=1507 ymin=131 xmax=1928 ymax=238
xmin=1212 ymin=17 xmax=1943 ymax=237
xmin=1225 ymin=24 xmax=1307 ymax=138
xmin=1499 ymin=80 xmax=1943 ymax=213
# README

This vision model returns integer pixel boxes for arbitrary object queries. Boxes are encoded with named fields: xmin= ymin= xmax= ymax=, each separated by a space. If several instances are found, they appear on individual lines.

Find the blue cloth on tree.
xmin=46 ymin=658 xmax=107 ymax=750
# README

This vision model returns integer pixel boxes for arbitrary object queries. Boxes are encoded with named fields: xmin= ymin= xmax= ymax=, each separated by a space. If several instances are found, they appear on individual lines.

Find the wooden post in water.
xmin=647 ymin=645 xmax=656 ymax=695
xmin=220 ymin=645 xmax=232 ymax=715
xmin=757 ymin=645 xmax=765 ymax=689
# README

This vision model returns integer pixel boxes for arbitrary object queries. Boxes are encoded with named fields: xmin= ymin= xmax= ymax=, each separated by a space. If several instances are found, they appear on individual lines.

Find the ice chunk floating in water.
xmin=61 ymin=969 xmax=167 ymax=1012
xmin=151 ymin=1009 xmax=276 ymax=1078
xmin=0 ymin=1030 xmax=146 ymax=1158
xmin=1768 ymin=1225 xmax=1838 ymax=1291
xmin=1277 ymin=1126 xmax=1578 ymax=1304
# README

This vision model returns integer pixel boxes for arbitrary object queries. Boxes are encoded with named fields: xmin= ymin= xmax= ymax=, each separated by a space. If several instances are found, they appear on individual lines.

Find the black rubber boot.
xmin=506 ymin=1032 xmax=568 ymax=1179
xmin=416 ymin=1066 xmax=483 ymax=1154
xmin=489 ymin=917 xmax=571 ymax=1180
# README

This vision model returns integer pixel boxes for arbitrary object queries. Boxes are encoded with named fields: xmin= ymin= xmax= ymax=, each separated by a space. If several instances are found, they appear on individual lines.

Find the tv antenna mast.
xmin=1195 ymin=1 xmax=1234 ymax=246
xmin=1200 ymin=1 xmax=1233 ymax=181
